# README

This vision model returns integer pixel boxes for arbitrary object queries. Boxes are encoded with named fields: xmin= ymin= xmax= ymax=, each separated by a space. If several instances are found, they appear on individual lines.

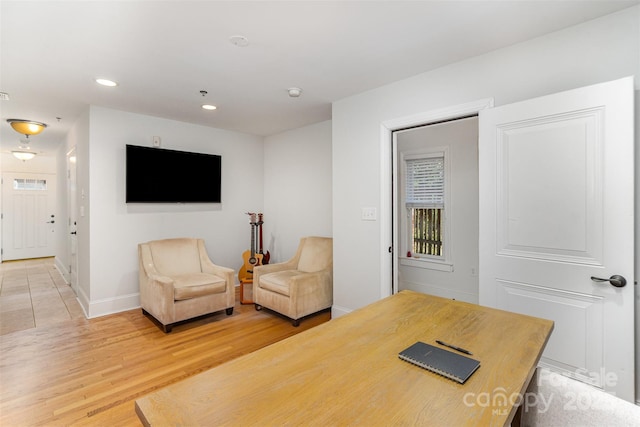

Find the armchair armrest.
xmin=139 ymin=243 xmax=176 ymax=320
xmin=253 ymin=259 xmax=298 ymax=290
xmin=288 ymin=269 xmax=333 ymax=319
xmin=289 ymin=269 xmax=332 ymax=297
xmin=254 ymin=260 xmax=297 ymax=276
xmin=141 ymin=270 xmax=175 ymax=298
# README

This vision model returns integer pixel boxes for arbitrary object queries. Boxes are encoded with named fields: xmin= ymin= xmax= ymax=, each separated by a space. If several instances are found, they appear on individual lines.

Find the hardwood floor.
xmin=0 ymin=259 xmax=331 ymax=426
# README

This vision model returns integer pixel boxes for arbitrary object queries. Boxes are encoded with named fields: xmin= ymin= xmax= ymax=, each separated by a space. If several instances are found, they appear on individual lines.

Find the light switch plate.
xmin=361 ymin=207 xmax=377 ymax=221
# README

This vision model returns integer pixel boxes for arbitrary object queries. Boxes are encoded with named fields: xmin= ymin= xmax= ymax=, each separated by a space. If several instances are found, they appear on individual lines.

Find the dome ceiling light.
xmin=12 ymin=150 xmax=36 ymax=161
xmin=7 ymin=119 xmax=48 ymax=138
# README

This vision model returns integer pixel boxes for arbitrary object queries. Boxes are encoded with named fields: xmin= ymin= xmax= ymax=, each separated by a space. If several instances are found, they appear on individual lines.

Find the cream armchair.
xmin=253 ymin=236 xmax=332 ymax=326
xmin=139 ymin=238 xmax=235 ymax=332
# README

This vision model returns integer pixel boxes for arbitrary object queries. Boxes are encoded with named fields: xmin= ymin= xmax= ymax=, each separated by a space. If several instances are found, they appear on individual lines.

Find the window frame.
xmin=399 ymin=147 xmax=453 ymax=272
xmin=13 ymin=178 xmax=48 ymax=191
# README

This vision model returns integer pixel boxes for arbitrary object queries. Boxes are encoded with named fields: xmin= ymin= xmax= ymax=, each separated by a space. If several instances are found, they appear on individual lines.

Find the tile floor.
xmin=0 ymin=257 xmax=84 ymax=335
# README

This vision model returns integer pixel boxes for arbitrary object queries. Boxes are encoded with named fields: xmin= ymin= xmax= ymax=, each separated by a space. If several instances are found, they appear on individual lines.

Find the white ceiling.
xmin=1 ymin=1 xmax=637 ymax=155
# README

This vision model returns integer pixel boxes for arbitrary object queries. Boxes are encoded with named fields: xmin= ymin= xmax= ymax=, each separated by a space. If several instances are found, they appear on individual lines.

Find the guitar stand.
xmin=240 ymin=279 xmax=254 ymax=305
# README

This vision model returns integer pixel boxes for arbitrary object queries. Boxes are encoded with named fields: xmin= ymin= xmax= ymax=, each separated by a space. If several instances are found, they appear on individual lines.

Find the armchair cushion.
xmin=173 ymin=272 xmax=226 ymax=300
xmin=258 ymin=270 xmax=305 ymax=296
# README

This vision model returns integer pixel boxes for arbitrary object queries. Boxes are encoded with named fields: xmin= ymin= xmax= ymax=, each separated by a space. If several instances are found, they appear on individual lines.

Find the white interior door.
xmin=1 ymin=172 xmax=57 ymax=261
xmin=67 ymin=148 xmax=78 ymax=294
xmin=479 ymin=77 xmax=634 ymax=401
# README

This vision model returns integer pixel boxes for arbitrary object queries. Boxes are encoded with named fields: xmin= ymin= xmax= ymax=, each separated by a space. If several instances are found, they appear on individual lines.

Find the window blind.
xmin=405 ymin=156 xmax=444 ymax=208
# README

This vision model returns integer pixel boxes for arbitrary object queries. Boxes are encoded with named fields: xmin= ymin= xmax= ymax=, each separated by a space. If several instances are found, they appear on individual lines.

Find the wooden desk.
xmin=136 ymin=290 xmax=553 ymax=426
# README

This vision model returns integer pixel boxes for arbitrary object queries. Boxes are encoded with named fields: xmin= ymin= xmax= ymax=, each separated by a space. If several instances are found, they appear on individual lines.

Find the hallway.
xmin=0 ymin=258 xmax=84 ymax=335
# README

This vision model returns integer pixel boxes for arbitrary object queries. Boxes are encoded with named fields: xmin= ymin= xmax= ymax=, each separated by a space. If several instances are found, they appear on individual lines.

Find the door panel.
xmin=2 ymin=173 xmax=56 ymax=261
xmin=479 ymin=77 xmax=634 ymax=401
xmin=496 ymin=280 xmax=604 ymax=386
xmin=496 ymin=109 xmax=603 ymax=266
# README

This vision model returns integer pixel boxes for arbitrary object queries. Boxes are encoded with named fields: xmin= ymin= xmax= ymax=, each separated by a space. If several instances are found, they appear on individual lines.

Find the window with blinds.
xmin=405 ymin=156 xmax=444 ymax=257
xmin=405 ymin=157 xmax=444 ymax=208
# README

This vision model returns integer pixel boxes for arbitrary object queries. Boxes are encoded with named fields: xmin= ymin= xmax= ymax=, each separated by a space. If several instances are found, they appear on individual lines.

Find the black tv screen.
xmin=126 ymin=144 xmax=221 ymax=203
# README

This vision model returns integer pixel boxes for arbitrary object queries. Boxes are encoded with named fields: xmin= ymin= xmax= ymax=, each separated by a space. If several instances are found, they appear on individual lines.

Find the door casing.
xmin=380 ymin=98 xmax=494 ymax=296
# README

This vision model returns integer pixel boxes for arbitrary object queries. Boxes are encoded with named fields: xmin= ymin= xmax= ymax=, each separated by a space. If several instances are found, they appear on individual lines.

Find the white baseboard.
xmin=331 ymin=304 xmax=352 ymax=318
xmin=54 ymin=257 xmax=70 ymax=283
xmin=86 ymin=292 xmax=141 ymax=319
xmin=76 ymin=286 xmax=90 ymax=318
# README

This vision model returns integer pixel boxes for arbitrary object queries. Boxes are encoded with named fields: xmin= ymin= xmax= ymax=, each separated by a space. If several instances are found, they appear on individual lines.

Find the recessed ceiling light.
xmin=95 ymin=78 xmax=118 ymax=87
xmin=202 ymin=104 xmax=217 ymax=110
xmin=288 ymin=87 xmax=302 ymax=98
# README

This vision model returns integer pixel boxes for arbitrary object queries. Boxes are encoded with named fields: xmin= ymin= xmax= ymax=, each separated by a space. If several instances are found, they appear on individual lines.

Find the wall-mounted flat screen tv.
xmin=126 ymin=144 xmax=221 ymax=203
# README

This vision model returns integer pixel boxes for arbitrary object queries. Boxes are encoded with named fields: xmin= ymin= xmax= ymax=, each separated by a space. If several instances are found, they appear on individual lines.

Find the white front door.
xmin=1 ymin=172 xmax=57 ymax=261
xmin=479 ymin=77 xmax=634 ymax=401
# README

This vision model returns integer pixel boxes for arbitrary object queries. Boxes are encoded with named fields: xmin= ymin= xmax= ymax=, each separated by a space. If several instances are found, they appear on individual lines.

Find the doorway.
xmin=380 ymin=98 xmax=493 ymax=298
xmin=394 ymin=116 xmax=479 ymax=303
xmin=1 ymin=172 xmax=57 ymax=261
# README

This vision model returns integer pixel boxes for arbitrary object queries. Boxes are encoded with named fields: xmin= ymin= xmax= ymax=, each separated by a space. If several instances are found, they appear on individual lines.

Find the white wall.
xmin=331 ymin=4 xmax=639 ymax=396
xmin=60 ymin=108 xmax=91 ymax=312
xmin=0 ymin=152 xmax=56 ymax=174
xmin=54 ymin=141 xmax=70 ymax=280
xmin=263 ymin=120 xmax=332 ymax=262
xmin=77 ymin=106 xmax=263 ymax=317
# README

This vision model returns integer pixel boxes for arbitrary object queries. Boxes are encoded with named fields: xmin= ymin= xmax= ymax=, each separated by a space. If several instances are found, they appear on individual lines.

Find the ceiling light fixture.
xmin=12 ymin=150 xmax=36 ymax=161
xmin=202 ymin=104 xmax=217 ymax=110
xmin=288 ymin=87 xmax=302 ymax=98
xmin=6 ymin=119 xmax=48 ymax=137
xmin=95 ymin=78 xmax=118 ymax=87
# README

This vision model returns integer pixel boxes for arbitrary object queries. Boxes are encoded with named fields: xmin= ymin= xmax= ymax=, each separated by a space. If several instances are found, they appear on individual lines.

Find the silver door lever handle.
xmin=591 ymin=275 xmax=627 ymax=288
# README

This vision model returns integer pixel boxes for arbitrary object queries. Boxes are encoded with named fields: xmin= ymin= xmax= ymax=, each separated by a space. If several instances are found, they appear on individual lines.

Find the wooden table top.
xmin=136 ymin=290 xmax=553 ymax=426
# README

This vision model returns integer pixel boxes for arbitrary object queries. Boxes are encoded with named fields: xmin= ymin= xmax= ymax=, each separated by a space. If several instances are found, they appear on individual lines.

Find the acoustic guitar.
xmin=257 ymin=213 xmax=270 ymax=265
xmin=238 ymin=213 xmax=263 ymax=282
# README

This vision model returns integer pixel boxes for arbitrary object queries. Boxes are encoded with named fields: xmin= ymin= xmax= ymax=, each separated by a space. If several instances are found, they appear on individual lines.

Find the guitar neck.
xmin=250 ymin=223 xmax=256 ymax=256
